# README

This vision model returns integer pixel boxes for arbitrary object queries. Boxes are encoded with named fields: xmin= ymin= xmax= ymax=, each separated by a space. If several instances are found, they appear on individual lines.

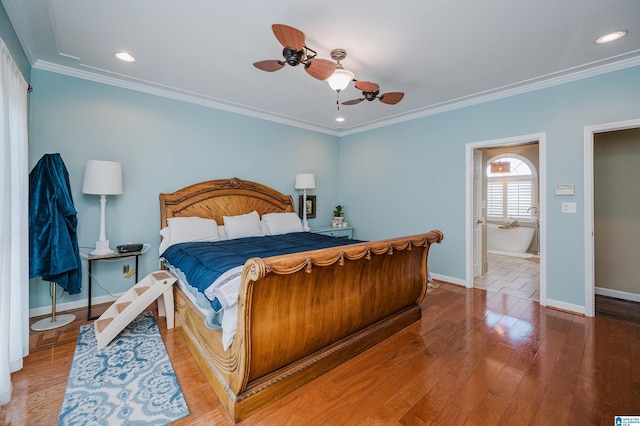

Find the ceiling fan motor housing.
xmin=364 ymin=91 xmax=379 ymax=101
xmin=282 ymin=47 xmax=305 ymax=66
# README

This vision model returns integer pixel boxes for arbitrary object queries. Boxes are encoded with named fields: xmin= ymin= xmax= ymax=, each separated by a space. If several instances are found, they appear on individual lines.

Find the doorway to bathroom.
xmin=465 ymin=133 xmax=546 ymax=305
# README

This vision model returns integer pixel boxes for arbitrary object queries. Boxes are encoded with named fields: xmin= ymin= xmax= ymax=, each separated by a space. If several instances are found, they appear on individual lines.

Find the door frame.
xmin=583 ymin=118 xmax=640 ymax=317
xmin=465 ymin=132 xmax=547 ymax=306
xmin=472 ymin=149 xmax=484 ymax=277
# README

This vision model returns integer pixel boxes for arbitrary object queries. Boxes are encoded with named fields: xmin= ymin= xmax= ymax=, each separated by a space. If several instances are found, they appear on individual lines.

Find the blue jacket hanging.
xmin=29 ymin=153 xmax=82 ymax=294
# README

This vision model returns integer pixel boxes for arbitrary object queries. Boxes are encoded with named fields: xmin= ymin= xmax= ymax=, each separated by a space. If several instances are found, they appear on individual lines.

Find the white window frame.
xmin=486 ymin=154 xmax=538 ymax=223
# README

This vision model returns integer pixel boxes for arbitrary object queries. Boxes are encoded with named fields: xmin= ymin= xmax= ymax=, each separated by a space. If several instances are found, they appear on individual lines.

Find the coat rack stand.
xmin=31 ymin=281 xmax=76 ymax=331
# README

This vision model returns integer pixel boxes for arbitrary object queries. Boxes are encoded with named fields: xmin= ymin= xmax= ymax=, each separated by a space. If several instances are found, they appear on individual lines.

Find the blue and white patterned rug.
xmin=58 ymin=311 xmax=190 ymax=425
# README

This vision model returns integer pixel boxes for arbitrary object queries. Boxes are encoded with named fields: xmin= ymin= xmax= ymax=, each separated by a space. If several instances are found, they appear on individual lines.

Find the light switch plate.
xmin=562 ymin=202 xmax=577 ymax=213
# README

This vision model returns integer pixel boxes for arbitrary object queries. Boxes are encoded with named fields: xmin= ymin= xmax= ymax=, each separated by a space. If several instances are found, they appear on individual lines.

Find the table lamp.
xmin=82 ymin=160 xmax=123 ymax=255
xmin=295 ymin=173 xmax=316 ymax=231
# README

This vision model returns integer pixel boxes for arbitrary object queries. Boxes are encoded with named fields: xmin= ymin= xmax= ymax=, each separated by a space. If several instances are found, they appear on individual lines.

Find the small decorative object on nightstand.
xmin=332 ymin=205 xmax=344 ymax=227
xmin=311 ymin=226 xmax=354 ymax=239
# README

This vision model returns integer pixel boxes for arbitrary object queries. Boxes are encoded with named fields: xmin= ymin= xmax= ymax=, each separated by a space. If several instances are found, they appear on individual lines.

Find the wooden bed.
xmin=159 ymin=177 xmax=443 ymax=422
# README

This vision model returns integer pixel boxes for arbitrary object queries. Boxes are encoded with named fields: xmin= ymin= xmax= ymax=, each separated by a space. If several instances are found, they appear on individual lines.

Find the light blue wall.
xmin=0 ymin=2 xmax=30 ymax=82
xmin=28 ymin=70 xmax=340 ymax=310
xmin=27 ymin=65 xmax=640 ymax=312
xmin=339 ymin=65 xmax=640 ymax=308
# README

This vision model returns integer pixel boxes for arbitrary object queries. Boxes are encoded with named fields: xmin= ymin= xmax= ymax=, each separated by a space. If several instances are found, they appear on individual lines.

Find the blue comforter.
xmin=162 ymin=232 xmax=362 ymax=302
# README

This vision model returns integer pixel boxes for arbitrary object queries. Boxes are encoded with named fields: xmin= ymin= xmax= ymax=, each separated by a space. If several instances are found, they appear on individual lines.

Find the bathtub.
xmin=487 ymin=223 xmax=536 ymax=256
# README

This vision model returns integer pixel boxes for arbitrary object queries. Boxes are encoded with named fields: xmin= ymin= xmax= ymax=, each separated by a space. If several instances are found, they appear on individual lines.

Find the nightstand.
xmin=310 ymin=226 xmax=354 ymax=239
xmin=87 ymin=249 xmax=143 ymax=320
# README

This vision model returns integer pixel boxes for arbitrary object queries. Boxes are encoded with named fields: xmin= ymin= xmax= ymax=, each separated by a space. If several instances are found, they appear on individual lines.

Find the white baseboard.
xmin=430 ymin=273 xmax=467 ymax=287
xmin=29 ymin=293 xmax=124 ymax=318
xmin=595 ymin=287 xmax=640 ymax=302
xmin=545 ymin=298 xmax=586 ymax=316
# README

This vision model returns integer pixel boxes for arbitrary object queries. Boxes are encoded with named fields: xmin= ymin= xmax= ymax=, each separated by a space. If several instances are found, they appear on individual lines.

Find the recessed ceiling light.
xmin=114 ymin=51 xmax=136 ymax=62
xmin=335 ymin=117 xmax=346 ymax=122
xmin=596 ymin=30 xmax=627 ymax=44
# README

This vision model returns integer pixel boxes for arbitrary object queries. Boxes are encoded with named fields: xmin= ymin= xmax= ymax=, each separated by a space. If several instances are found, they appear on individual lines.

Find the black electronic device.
xmin=116 ymin=243 xmax=143 ymax=253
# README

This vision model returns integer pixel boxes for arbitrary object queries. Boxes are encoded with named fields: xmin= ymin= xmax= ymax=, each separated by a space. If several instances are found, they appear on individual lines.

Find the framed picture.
xmin=298 ymin=195 xmax=316 ymax=219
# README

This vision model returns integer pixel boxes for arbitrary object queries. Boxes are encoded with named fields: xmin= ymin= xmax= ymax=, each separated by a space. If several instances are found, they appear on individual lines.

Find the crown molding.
xmin=31 ymin=60 xmax=340 ymax=137
xmin=32 ymin=52 xmax=640 ymax=138
xmin=338 ymin=53 xmax=640 ymax=136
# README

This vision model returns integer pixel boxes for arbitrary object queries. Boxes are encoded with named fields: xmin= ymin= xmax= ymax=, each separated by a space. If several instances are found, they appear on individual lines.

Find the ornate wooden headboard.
xmin=159 ymin=177 xmax=296 ymax=228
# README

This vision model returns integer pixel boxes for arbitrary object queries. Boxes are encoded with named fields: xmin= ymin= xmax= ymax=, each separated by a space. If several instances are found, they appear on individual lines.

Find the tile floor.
xmin=474 ymin=252 xmax=540 ymax=301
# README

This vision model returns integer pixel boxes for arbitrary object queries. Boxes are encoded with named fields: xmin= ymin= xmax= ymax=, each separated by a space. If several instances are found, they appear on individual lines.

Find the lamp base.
xmin=91 ymin=239 xmax=114 ymax=256
xmin=31 ymin=314 xmax=76 ymax=331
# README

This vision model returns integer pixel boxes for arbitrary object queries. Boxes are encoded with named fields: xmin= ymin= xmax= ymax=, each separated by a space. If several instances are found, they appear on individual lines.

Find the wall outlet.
xmin=123 ymin=264 xmax=130 ymax=274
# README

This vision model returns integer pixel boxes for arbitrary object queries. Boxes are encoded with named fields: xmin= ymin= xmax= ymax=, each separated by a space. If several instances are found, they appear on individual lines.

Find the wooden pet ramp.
xmin=94 ymin=270 xmax=177 ymax=349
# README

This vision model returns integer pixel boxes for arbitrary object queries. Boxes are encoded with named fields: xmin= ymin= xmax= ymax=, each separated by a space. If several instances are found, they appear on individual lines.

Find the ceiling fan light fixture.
xmin=327 ymin=49 xmax=353 ymax=92
xmin=327 ymin=66 xmax=354 ymax=92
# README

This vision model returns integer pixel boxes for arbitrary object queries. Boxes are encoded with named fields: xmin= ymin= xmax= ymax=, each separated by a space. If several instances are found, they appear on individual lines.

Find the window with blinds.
xmin=488 ymin=180 xmax=532 ymax=219
xmin=486 ymin=156 xmax=537 ymax=221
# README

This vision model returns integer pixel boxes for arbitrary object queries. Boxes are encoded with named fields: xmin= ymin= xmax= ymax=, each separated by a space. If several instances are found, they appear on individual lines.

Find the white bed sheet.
xmin=166 ymin=263 xmax=242 ymax=351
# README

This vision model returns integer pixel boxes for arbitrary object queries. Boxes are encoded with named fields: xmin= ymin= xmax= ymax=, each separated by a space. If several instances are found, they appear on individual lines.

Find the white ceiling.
xmin=3 ymin=0 xmax=640 ymax=135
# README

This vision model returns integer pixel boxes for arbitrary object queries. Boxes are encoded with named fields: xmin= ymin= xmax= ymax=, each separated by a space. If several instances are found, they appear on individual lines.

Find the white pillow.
xmin=167 ymin=217 xmax=220 ymax=244
xmin=217 ymin=225 xmax=228 ymax=240
xmin=159 ymin=226 xmax=171 ymax=255
xmin=262 ymin=212 xmax=304 ymax=235
xmin=223 ymin=211 xmax=265 ymax=239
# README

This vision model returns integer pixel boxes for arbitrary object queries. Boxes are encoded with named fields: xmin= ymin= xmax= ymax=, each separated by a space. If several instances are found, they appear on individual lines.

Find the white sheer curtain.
xmin=0 ymin=37 xmax=30 ymax=406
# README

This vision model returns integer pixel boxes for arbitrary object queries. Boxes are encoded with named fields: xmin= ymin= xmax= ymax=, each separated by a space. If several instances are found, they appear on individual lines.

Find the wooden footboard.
xmin=173 ymin=231 xmax=443 ymax=422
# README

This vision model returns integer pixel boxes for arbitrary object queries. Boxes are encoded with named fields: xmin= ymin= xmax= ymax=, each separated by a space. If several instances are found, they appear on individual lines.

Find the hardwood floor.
xmin=2 ymin=282 xmax=639 ymax=425
xmin=595 ymin=294 xmax=640 ymax=327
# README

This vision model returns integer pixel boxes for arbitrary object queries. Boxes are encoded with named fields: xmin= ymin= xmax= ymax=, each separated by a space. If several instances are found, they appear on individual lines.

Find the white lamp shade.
xmin=82 ymin=160 xmax=123 ymax=195
xmin=295 ymin=173 xmax=316 ymax=190
xmin=327 ymin=67 xmax=354 ymax=92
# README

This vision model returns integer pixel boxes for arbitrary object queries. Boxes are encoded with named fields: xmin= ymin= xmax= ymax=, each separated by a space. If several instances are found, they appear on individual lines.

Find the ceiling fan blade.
xmin=342 ymin=98 xmax=365 ymax=106
xmin=253 ymin=60 xmax=285 ymax=72
xmin=379 ymin=92 xmax=405 ymax=105
xmin=272 ymin=24 xmax=305 ymax=51
xmin=354 ymin=80 xmax=379 ymax=93
xmin=305 ymin=58 xmax=336 ymax=80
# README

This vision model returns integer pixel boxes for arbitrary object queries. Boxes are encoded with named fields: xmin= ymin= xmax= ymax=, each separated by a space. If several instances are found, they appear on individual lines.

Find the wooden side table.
xmin=87 ymin=250 xmax=143 ymax=320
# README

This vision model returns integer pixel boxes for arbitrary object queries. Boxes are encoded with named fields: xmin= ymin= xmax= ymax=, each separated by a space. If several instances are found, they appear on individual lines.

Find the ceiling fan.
xmin=342 ymin=81 xmax=405 ymax=106
xmin=253 ymin=24 xmax=336 ymax=80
